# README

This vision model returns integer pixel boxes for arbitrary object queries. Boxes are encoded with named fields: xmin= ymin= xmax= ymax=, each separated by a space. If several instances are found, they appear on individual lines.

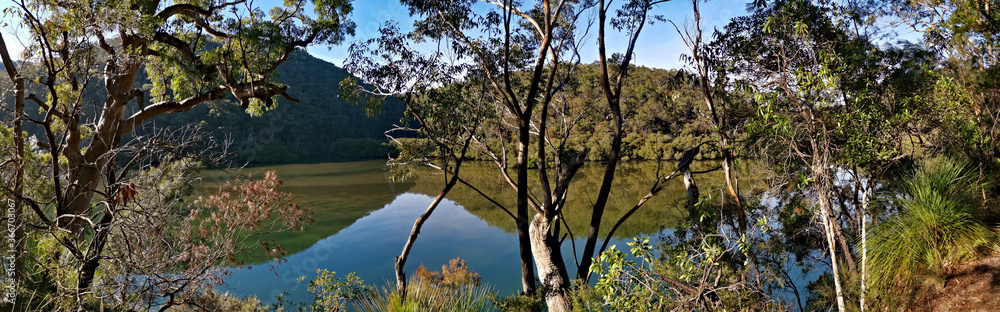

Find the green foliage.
xmin=897 ymin=0 xmax=1000 ymax=68
xmin=0 ymin=125 xmax=52 ymax=201
xmin=579 ymin=235 xmax=782 ymax=311
xmin=171 ymin=290 xmax=267 ymax=312
xmin=805 ymin=265 xmax=861 ymax=312
xmin=278 ymin=258 xmax=495 ymax=312
xmin=585 ymin=237 xmax=671 ymax=312
xmin=354 ymin=284 xmax=496 ymax=312
xmin=489 ymin=290 xmax=544 ymax=312
xmin=866 ymin=157 xmax=996 ymax=307
xmin=302 ymin=269 xmax=369 ymax=312
xmin=13 ymin=160 xmax=313 ymax=311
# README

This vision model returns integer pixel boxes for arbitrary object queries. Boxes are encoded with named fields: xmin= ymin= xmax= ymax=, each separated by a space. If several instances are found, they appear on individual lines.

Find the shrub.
xmin=866 ymin=157 xmax=997 ymax=306
xmin=353 ymin=258 xmax=495 ymax=312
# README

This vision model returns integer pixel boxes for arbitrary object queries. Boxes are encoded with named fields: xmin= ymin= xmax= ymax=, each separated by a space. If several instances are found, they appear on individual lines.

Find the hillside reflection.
xmin=196 ymin=160 xmax=753 ymax=304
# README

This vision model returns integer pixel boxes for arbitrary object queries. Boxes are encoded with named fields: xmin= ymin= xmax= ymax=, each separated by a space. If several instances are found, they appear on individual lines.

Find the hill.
xmin=146 ymin=51 xmax=407 ymax=165
xmin=4 ymin=53 xmax=718 ymax=165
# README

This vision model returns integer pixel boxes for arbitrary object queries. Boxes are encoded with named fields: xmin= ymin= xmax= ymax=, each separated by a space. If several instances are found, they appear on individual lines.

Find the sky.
xmin=304 ymin=0 xmax=749 ymax=70
xmin=251 ymin=0 xmax=750 ymax=70
xmin=0 ymin=0 xmax=748 ymax=71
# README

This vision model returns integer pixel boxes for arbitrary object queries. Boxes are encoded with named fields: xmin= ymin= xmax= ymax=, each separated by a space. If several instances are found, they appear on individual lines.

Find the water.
xmin=191 ymin=160 xmax=747 ymax=304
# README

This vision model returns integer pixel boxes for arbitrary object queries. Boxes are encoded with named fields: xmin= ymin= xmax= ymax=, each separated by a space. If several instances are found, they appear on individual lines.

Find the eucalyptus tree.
xmin=343 ymin=0 xmax=670 ymax=310
xmin=1 ymin=0 xmax=353 ymax=307
xmin=0 ymin=34 xmax=27 ymax=281
xmin=671 ymin=0 xmax=747 ymax=237
xmin=711 ymin=0 xmax=946 ymax=309
xmin=711 ymin=1 xmax=878 ymax=311
xmin=5 ymin=0 xmax=352 ymax=234
xmin=340 ymin=32 xmax=482 ymax=297
xmin=891 ymin=0 xmax=1000 ymax=199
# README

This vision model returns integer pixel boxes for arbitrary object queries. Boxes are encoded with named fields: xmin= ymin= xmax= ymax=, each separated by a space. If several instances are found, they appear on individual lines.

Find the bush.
xmin=354 ymin=258 xmax=495 ymax=312
xmin=289 ymin=258 xmax=496 ymax=312
xmin=866 ymin=157 xmax=997 ymax=307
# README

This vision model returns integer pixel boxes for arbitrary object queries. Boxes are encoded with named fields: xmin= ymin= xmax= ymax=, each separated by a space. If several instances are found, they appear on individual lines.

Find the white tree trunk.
xmin=860 ymin=186 xmax=869 ymax=312
xmin=529 ymin=214 xmax=571 ymax=312
xmin=818 ymin=188 xmax=847 ymax=312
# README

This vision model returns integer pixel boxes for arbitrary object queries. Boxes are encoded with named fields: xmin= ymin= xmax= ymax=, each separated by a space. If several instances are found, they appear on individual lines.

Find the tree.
xmin=671 ymin=0 xmax=747 ymax=237
xmin=4 ymin=0 xmax=351 ymax=233
xmin=891 ymin=0 xmax=1000 ymax=68
xmin=0 ymin=33 xmax=27 ymax=287
xmin=710 ymin=0 xmax=948 ymax=310
xmin=1 ymin=0 xmax=352 ymax=308
xmin=712 ymin=1 xmax=871 ymax=311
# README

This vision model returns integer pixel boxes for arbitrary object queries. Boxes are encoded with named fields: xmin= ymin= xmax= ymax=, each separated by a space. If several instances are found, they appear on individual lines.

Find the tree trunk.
xmin=1 ymin=33 xmax=26 ymax=282
xmin=816 ymin=172 xmax=847 ymax=312
xmin=61 ymin=58 xmax=140 ymax=235
xmin=13 ymin=75 xmax=25 ymax=282
xmin=529 ymin=213 xmax=571 ymax=312
xmin=516 ymin=124 xmax=538 ymax=295
xmin=834 ymin=213 xmax=856 ymax=270
xmin=720 ymin=147 xmax=746 ymax=233
xmin=679 ymin=147 xmax=700 ymax=217
xmin=860 ymin=184 xmax=868 ymax=312
xmin=395 ymin=172 xmax=459 ymax=298
xmin=77 ymin=209 xmax=113 ymax=292
xmin=577 ymin=97 xmax=623 ymax=281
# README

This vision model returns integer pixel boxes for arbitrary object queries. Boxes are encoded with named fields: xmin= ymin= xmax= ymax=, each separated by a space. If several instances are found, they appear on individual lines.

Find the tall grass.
xmin=352 ymin=283 xmax=497 ymax=312
xmin=866 ymin=157 xmax=996 ymax=304
xmin=353 ymin=259 xmax=498 ymax=312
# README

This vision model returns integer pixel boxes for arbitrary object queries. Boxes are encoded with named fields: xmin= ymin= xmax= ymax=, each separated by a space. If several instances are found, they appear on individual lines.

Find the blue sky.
xmin=308 ymin=0 xmax=748 ymax=70
xmin=1 ymin=0 xmax=748 ymax=70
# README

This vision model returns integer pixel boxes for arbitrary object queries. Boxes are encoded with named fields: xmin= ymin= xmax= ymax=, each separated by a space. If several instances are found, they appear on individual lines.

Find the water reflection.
xmin=196 ymin=160 xmax=733 ymax=304
xmin=220 ymin=193 xmax=520 ymax=303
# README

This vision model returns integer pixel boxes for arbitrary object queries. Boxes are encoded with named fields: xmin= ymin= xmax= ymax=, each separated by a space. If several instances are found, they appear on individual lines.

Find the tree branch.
xmin=121 ymin=86 xmax=228 ymax=135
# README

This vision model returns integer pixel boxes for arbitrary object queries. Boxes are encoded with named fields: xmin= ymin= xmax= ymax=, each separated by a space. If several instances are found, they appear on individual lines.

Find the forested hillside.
xmin=379 ymin=63 xmax=723 ymax=164
xmin=147 ymin=51 xmax=406 ymax=164
xmin=0 ymin=50 xmax=407 ymax=165
xmin=150 ymin=55 xmax=719 ymax=165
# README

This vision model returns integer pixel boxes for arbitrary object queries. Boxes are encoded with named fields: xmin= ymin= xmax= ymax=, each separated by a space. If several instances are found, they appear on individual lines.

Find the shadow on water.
xmin=193 ymin=160 xmax=748 ymax=305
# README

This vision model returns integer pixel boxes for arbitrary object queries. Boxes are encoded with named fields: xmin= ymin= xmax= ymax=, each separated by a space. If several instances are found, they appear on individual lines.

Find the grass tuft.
xmin=866 ymin=157 xmax=996 ymax=305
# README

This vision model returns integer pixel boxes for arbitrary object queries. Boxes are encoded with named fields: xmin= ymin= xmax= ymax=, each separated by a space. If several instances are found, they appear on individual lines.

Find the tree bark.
xmin=679 ymin=147 xmax=700 ymax=216
xmin=515 ymin=123 xmax=538 ymax=295
xmin=860 ymin=184 xmax=868 ymax=312
xmin=529 ymin=213 xmax=571 ymax=312
xmin=577 ymin=97 xmax=622 ymax=281
xmin=61 ymin=56 xmax=141 ymax=235
xmin=1 ymin=33 xmax=26 ymax=282
xmin=579 ymin=0 xmax=649 ymax=282
xmin=77 ymin=209 xmax=113 ymax=292
xmin=12 ymin=76 xmax=24 ymax=284
xmin=816 ymin=169 xmax=846 ymax=312
xmin=834 ymin=212 xmax=856 ymax=270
